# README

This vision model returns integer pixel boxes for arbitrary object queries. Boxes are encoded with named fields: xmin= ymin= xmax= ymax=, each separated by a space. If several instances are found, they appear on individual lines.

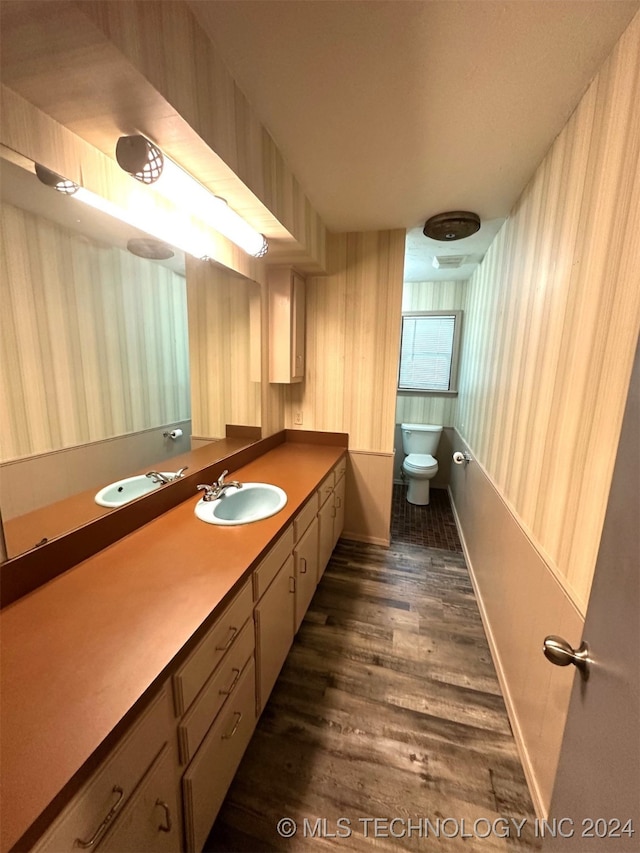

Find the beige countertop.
xmin=0 ymin=440 xmax=345 ymax=852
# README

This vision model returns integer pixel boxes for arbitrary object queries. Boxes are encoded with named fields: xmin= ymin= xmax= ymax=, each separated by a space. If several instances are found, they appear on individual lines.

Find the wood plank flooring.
xmin=206 ymin=539 xmax=540 ymax=852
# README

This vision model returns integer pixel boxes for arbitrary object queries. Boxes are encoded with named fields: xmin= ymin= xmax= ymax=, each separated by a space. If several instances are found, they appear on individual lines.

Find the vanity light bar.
xmin=115 ymin=135 xmax=268 ymax=259
xmin=71 ymin=187 xmax=216 ymax=261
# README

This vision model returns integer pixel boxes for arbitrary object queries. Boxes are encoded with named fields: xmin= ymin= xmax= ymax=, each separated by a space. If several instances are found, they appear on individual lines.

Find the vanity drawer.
xmin=31 ymin=688 xmax=173 ymax=853
xmin=173 ymin=581 xmax=252 ymax=716
xmin=252 ymin=525 xmax=294 ymax=600
xmin=182 ymin=658 xmax=257 ymax=853
xmin=293 ymin=493 xmax=319 ymax=543
xmin=318 ymin=471 xmax=335 ymax=507
xmin=178 ymin=620 xmax=254 ymax=765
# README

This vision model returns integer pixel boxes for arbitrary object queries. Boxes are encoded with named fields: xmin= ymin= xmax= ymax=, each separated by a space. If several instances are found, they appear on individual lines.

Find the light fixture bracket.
xmin=34 ymin=163 xmax=79 ymax=195
xmin=116 ymin=135 xmax=164 ymax=184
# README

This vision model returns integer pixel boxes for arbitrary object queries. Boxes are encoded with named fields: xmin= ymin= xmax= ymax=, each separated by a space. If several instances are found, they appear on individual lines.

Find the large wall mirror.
xmin=0 ymin=147 xmax=261 ymax=560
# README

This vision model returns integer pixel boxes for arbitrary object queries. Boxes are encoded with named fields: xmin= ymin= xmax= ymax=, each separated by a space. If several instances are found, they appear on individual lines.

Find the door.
xmin=543 ymin=341 xmax=639 ymax=851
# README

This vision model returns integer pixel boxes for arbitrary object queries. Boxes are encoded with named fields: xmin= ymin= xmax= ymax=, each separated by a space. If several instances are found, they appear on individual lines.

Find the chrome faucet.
xmin=146 ymin=471 xmax=171 ymax=485
xmin=146 ymin=467 xmax=188 ymax=485
xmin=196 ymin=470 xmax=243 ymax=502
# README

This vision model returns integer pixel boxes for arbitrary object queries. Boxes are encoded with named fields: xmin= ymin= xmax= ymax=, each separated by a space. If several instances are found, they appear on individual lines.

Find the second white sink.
xmin=195 ymin=483 xmax=287 ymax=526
xmin=95 ymin=473 xmax=174 ymax=508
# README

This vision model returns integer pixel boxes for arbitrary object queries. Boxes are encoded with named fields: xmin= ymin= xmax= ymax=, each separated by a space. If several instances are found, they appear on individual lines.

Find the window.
xmin=398 ymin=311 xmax=462 ymax=393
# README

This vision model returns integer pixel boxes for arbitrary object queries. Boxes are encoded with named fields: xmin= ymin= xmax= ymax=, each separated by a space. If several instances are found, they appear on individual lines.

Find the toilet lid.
xmin=404 ymin=453 xmax=437 ymax=470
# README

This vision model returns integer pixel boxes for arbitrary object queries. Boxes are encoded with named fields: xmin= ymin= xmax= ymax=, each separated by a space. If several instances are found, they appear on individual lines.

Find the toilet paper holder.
xmin=163 ymin=428 xmax=183 ymax=440
xmin=453 ymin=451 xmax=472 ymax=466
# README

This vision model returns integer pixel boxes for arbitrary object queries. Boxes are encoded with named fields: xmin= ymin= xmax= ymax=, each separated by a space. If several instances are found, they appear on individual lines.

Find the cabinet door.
xmin=294 ymin=517 xmax=319 ymax=631
xmin=318 ymin=495 xmax=335 ymax=583
xmin=255 ymin=555 xmax=295 ymax=712
xmin=268 ymin=268 xmax=306 ymax=384
xmin=333 ymin=475 xmax=346 ymax=549
xmin=291 ymin=271 xmax=305 ymax=379
xmin=100 ymin=744 xmax=181 ymax=853
xmin=182 ymin=660 xmax=257 ymax=853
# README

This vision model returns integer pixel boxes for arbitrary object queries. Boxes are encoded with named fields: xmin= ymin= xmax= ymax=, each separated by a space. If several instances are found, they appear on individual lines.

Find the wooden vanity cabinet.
xmin=333 ymin=468 xmax=346 ymax=550
xmin=268 ymin=267 xmax=306 ymax=383
xmin=182 ymin=660 xmax=257 ymax=853
xmin=31 ymin=688 xmax=179 ymax=853
xmin=318 ymin=459 xmax=347 ymax=581
xmin=173 ymin=580 xmax=255 ymax=852
xmin=294 ymin=514 xmax=319 ymax=632
xmin=254 ymin=553 xmax=295 ymax=713
xmin=99 ymin=744 xmax=181 ymax=853
xmin=26 ymin=454 xmax=347 ymax=853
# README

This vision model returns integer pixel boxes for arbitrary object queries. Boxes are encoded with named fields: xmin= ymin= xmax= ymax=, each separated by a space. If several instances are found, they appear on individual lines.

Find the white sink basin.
xmin=95 ymin=473 xmax=175 ymax=508
xmin=195 ymin=483 xmax=287 ymax=526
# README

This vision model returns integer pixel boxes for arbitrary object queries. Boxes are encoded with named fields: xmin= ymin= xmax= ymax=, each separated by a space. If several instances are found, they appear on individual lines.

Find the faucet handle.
xmin=217 ymin=469 xmax=229 ymax=486
xmin=196 ymin=484 xmax=216 ymax=501
xmin=175 ymin=467 xmax=188 ymax=478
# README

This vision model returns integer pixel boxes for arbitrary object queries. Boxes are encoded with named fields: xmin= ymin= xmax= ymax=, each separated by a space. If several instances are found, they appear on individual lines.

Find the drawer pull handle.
xmin=222 ymin=711 xmax=242 ymax=740
xmin=75 ymin=786 xmax=124 ymax=848
xmin=300 ymin=557 xmax=307 ymax=574
xmin=335 ymin=496 xmax=342 ymax=508
xmin=155 ymin=800 xmax=172 ymax=833
xmin=289 ymin=576 xmax=296 ymax=594
xmin=215 ymin=626 xmax=238 ymax=651
xmin=219 ymin=668 xmax=241 ymax=696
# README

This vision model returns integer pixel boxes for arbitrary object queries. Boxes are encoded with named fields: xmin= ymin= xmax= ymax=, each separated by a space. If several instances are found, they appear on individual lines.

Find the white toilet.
xmin=401 ymin=423 xmax=443 ymax=505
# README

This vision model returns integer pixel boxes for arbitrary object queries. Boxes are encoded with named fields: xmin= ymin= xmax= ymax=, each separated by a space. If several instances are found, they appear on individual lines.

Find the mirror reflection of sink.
xmin=95 ymin=473 xmax=175 ymax=508
xmin=195 ymin=483 xmax=287 ymax=526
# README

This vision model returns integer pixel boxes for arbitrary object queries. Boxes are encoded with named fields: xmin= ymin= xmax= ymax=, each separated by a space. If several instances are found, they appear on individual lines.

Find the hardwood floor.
xmin=206 ymin=539 xmax=540 ymax=852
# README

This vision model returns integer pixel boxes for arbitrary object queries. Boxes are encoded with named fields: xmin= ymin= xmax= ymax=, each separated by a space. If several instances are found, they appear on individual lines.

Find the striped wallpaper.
xmin=396 ymin=279 xmax=467 ymax=427
xmin=285 ymin=230 xmax=405 ymax=453
xmin=0 ymin=201 xmax=190 ymax=463
xmin=187 ymin=257 xmax=261 ymax=440
xmin=0 ymin=2 xmax=327 ymax=272
xmin=456 ymin=9 xmax=640 ymax=612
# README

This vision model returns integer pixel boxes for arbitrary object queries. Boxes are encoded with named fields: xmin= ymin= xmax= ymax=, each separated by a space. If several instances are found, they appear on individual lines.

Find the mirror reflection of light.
xmin=73 ymin=188 xmax=213 ymax=260
xmin=157 ymin=158 xmax=267 ymax=258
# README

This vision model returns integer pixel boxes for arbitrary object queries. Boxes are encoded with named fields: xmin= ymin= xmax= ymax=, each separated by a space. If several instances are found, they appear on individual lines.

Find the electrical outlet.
xmin=294 ymin=410 xmax=303 ymax=425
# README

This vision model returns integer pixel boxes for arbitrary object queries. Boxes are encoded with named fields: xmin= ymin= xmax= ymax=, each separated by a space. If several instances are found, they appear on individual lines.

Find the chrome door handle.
xmin=543 ymin=635 xmax=591 ymax=680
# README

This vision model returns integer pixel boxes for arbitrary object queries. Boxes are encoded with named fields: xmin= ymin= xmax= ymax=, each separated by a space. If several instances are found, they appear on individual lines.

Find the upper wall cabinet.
xmin=268 ymin=267 xmax=306 ymax=384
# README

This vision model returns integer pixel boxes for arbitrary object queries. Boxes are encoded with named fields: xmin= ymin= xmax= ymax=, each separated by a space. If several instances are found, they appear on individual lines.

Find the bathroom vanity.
xmin=0 ymin=436 xmax=347 ymax=853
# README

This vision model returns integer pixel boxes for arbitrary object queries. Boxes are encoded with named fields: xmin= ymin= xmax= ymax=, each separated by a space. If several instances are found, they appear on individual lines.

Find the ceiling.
xmin=190 ymin=0 xmax=639 ymax=280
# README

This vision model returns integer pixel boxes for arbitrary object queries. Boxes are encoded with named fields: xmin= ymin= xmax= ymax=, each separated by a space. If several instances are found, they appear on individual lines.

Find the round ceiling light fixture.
xmin=423 ymin=211 xmax=481 ymax=241
xmin=127 ymin=237 xmax=175 ymax=260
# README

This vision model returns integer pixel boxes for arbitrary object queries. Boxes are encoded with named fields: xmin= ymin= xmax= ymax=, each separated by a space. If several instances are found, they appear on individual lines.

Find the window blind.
xmin=398 ymin=314 xmax=456 ymax=391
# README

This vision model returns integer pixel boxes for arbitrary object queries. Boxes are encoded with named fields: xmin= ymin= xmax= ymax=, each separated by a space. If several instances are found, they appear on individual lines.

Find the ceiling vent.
xmin=423 ymin=211 xmax=481 ymax=241
xmin=432 ymin=254 xmax=467 ymax=269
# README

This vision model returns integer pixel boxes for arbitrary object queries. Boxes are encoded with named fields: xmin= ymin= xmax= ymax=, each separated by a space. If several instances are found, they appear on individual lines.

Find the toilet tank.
xmin=401 ymin=423 xmax=443 ymax=455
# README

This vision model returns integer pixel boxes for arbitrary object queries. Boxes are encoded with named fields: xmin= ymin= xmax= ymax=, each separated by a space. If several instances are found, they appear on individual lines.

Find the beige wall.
xmin=285 ymin=231 xmax=405 ymax=450
xmin=0 ymin=201 xmax=190 ymax=463
xmin=187 ymin=258 xmax=261 ymax=440
xmin=451 ymin=9 xmax=640 ymax=816
xmin=282 ymin=230 xmax=405 ymax=543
